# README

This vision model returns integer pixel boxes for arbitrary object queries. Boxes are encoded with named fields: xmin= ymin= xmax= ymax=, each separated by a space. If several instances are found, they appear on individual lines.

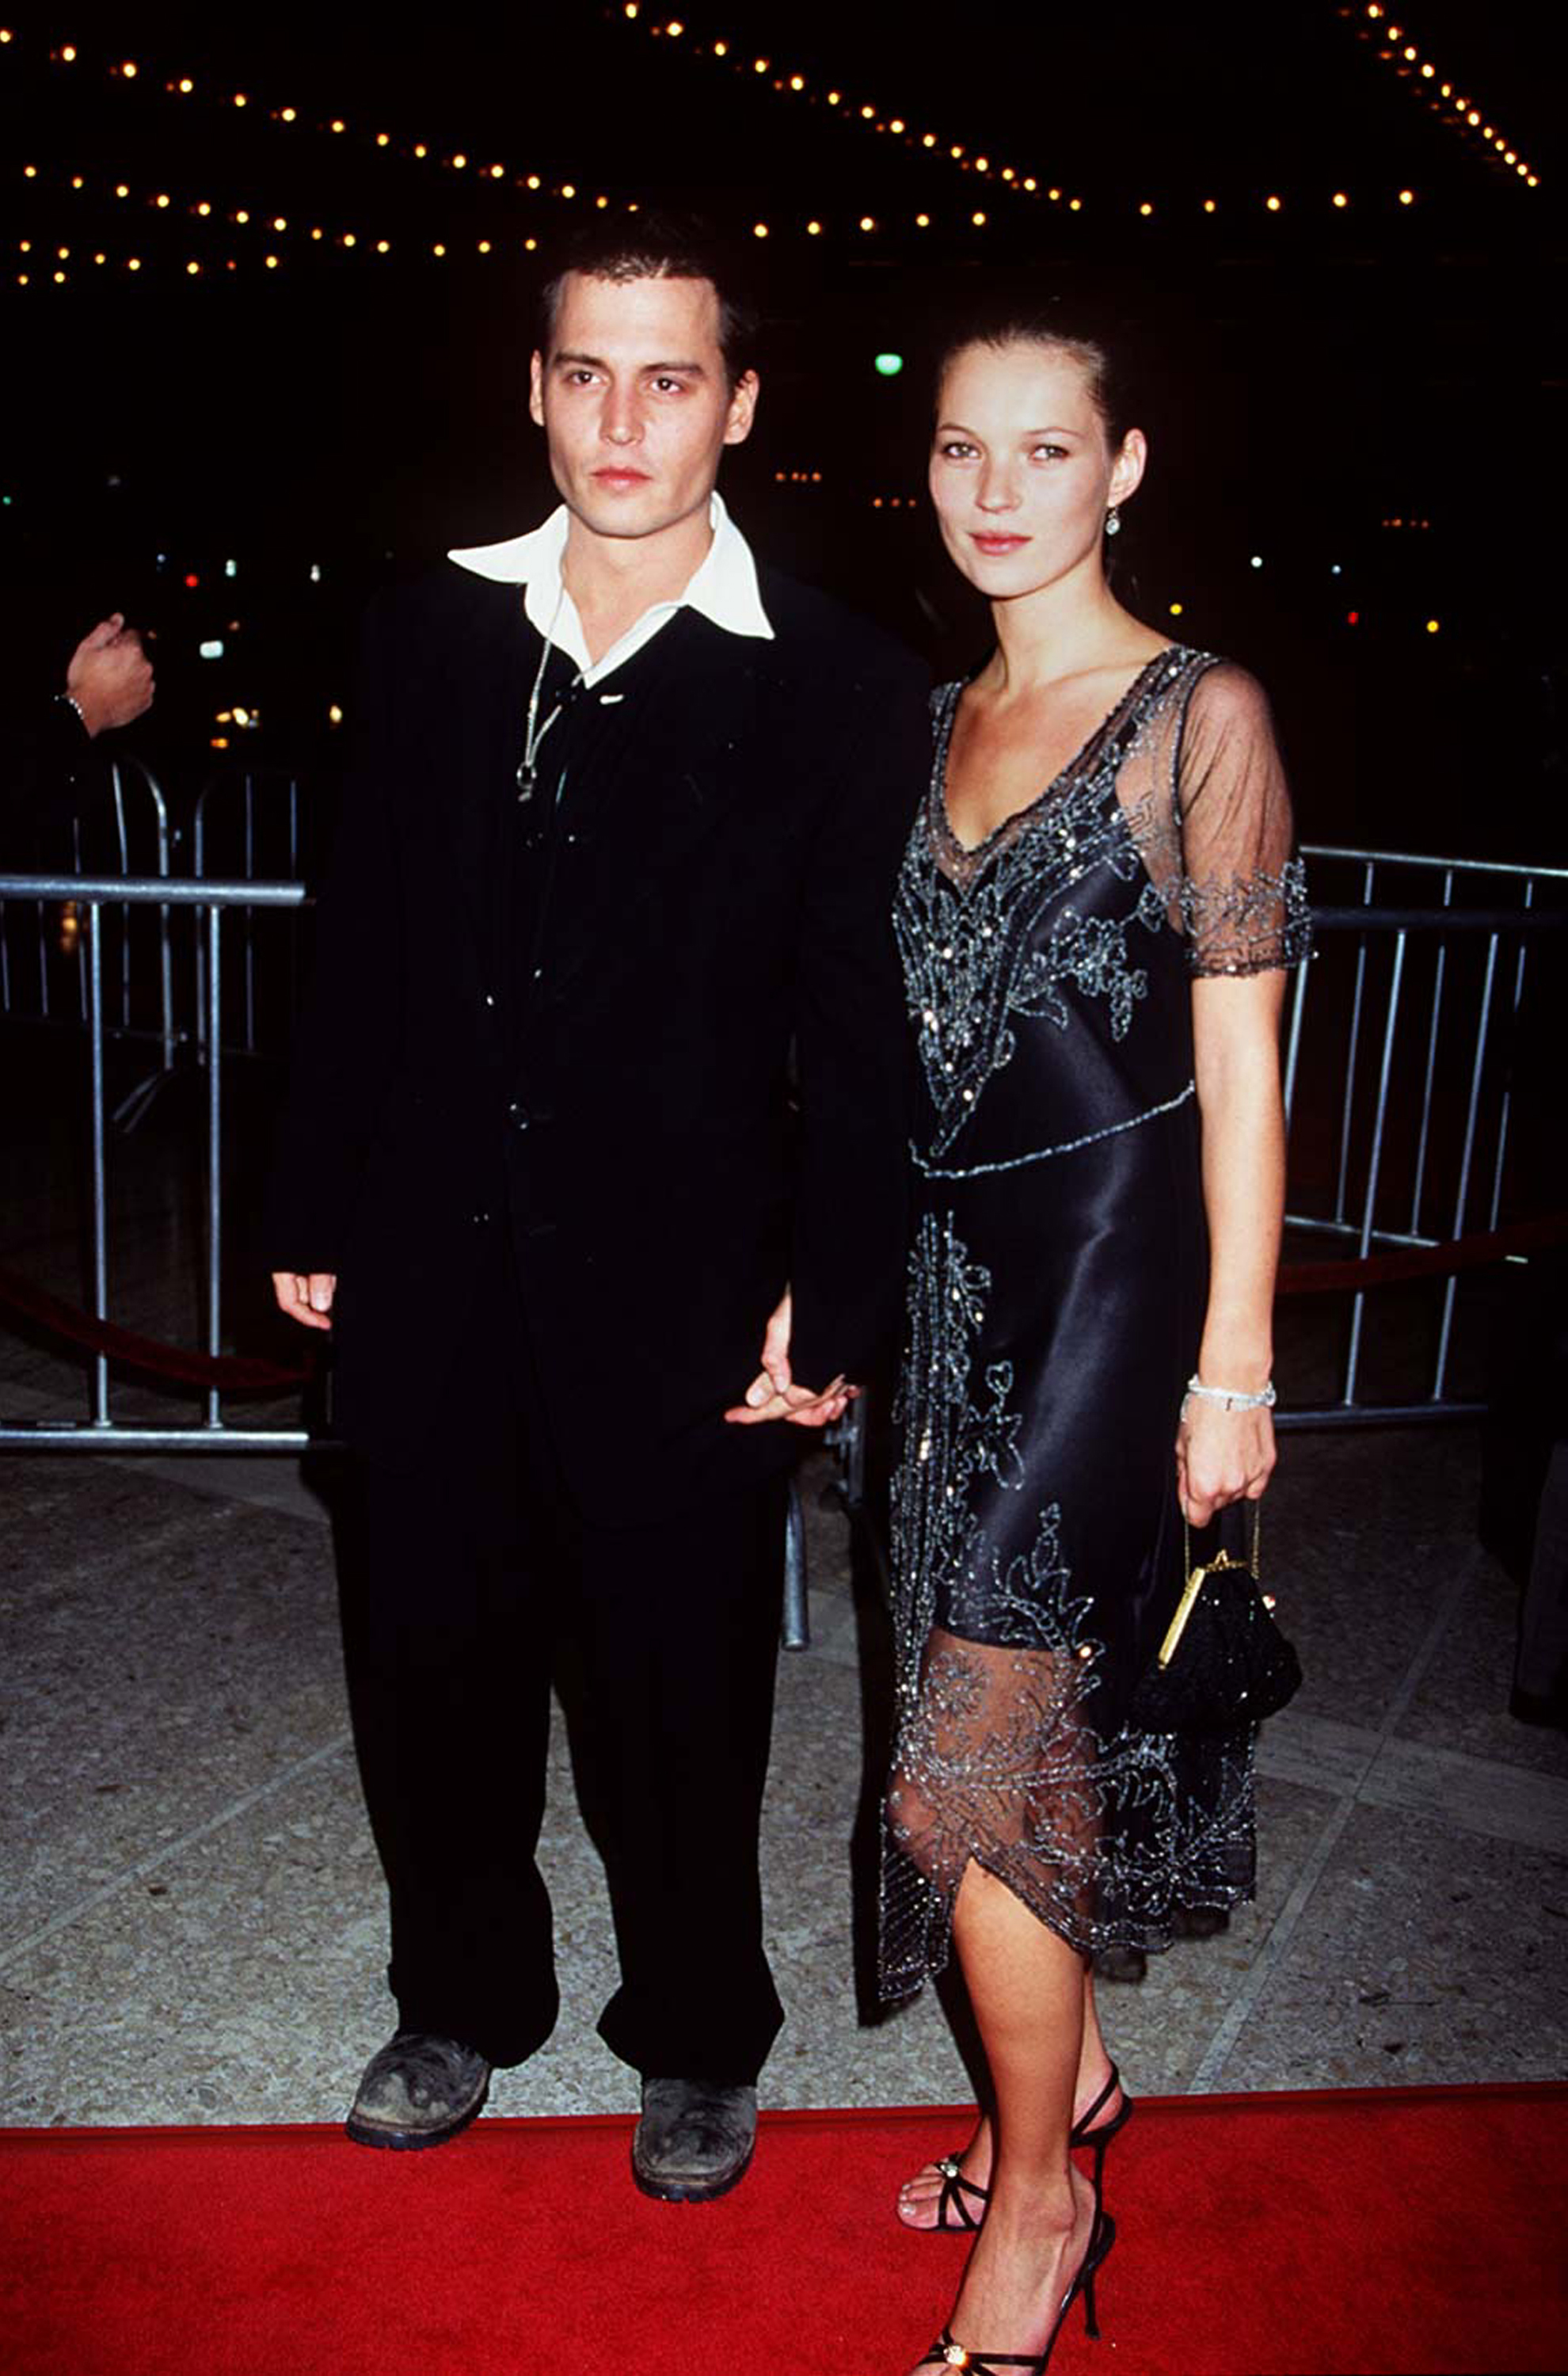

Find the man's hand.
xmin=272 ymin=1271 xmax=337 ymax=1332
xmin=723 ymin=1288 xmax=858 ymax=1429
xmin=66 ymin=614 xmax=154 ymax=738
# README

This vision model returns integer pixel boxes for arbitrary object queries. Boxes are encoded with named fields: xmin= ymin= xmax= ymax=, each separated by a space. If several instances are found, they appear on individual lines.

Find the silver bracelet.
xmin=57 ymin=691 xmax=87 ymax=729
xmin=1184 ymin=1373 xmax=1277 ymax=1412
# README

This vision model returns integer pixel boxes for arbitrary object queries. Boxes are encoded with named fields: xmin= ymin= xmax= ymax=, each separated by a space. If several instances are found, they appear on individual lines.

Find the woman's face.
xmin=928 ymin=338 xmax=1145 ymax=601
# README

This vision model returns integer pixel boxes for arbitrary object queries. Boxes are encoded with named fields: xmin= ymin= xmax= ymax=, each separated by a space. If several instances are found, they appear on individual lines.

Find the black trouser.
xmin=341 ymin=1271 xmax=788 ymax=2084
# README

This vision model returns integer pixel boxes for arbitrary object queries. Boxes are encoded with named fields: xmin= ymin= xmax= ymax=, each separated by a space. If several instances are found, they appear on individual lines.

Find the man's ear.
xmin=529 ymin=349 xmax=546 ymax=428
xmin=723 ymin=369 xmax=760 ymax=448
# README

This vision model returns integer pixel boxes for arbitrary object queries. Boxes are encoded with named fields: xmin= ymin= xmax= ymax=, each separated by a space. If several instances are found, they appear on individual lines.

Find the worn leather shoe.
xmin=344 ymin=2028 xmax=491 ymax=2150
xmin=631 ymin=2077 xmax=758 ymax=2202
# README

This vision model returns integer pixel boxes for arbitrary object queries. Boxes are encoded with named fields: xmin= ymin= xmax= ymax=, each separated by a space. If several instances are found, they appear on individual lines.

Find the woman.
xmin=883 ymin=310 xmax=1310 ymax=2374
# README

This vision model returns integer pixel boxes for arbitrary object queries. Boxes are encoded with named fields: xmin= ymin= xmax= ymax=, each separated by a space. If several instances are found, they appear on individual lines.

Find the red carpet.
xmin=2 ymin=2086 xmax=1564 ymax=2375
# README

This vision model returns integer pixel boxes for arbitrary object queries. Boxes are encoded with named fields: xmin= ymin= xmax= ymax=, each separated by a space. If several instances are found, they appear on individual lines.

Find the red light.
xmin=1346 ymin=610 xmax=1360 ymax=625
xmin=184 ymin=572 xmax=200 ymax=588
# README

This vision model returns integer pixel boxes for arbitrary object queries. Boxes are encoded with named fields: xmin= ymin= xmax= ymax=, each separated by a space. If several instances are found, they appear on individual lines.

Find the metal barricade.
xmin=1281 ymin=848 xmax=1568 ymax=1426
xmin=0 ymin=867 xmax=815 ymax=1646
xmin=6 ymin=859 xmax=1564 ymax=1648
xmin=0 ymin=872 xmax=309 ymax=1453
xmin=193 ymin=767 xmax=309 ymax=1059
xmin=0 ymin=756 xmax=177 ymax=1081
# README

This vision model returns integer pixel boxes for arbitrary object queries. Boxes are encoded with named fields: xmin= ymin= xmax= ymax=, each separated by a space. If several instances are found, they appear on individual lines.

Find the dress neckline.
xmin=934 ymin=648 xmax=1184 ymax=861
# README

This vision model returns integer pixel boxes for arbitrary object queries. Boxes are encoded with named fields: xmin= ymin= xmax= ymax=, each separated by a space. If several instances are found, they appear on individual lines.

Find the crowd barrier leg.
xmin=782 ymin=1478 xmax=809 ymax=1652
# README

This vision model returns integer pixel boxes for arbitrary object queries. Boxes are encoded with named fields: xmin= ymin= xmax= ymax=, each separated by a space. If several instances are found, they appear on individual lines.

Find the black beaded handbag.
xmin=1128 ymin=1507 xmax=1301 ymax=1736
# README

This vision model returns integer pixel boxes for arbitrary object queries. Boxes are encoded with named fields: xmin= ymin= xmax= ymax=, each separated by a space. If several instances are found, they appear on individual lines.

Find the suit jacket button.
xmin=508 ymin=1100 xmax=529 ymax=1132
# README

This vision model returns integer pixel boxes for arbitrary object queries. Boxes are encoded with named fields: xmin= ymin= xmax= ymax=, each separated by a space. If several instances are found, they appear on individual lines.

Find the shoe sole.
xmin=631 ymin=2136 xmax=755 ymax=2203
xmin=344 ymin=2079 xmax=490 ymax=2152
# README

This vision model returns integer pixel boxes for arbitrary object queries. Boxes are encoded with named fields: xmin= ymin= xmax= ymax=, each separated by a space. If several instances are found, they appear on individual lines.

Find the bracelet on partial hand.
xmin=56 ymin=691 xmax=88 ymax=732
xmin=1183 ymin=1373 xmax=1277 ymax=1413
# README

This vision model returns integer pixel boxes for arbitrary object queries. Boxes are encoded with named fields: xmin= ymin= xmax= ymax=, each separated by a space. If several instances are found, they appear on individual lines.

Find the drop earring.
xmin=1105 ymin=505 xmax=1122 ymax=537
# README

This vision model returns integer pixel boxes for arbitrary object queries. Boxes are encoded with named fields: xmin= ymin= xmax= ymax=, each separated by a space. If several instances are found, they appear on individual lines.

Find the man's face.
xmin=529 ymin=272 xmax=759 ymax=543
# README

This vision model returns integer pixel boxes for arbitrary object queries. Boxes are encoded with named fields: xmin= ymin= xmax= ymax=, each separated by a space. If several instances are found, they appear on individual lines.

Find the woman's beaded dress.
xmin=881 ymin=648 xmax=1311 ymax=1999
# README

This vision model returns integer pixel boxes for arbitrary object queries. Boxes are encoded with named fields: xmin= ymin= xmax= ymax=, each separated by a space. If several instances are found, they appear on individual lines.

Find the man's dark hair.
xmin=535 ymin=212 xmax=760 ymax=388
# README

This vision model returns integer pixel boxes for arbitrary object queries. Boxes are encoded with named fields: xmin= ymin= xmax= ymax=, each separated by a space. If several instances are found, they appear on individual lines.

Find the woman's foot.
xmin=908 ymin=2162 xmax=1099 ymax=2374
xmin=895 ymin=2066 xmax=1125 ymax=2229
xmin=897 ymin=2115 xmax=990 ymax=2232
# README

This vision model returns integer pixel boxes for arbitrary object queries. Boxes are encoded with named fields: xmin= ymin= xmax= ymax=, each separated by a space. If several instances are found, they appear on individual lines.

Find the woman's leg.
xmin=898 ymin=1959 xmax=1121 ymax=2226
xmin=906 ymin=1863 xmax=1098 ymax=2367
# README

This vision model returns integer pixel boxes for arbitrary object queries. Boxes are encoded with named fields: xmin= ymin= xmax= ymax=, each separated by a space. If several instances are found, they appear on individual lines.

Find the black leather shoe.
xmin=1093 ymin=1942 xmax=1147 ymax=1984
xmin=344 ymin=2028 xmax=491 ymax=2150
xmin=1173 ymin=1905 xmax=1231 ymax=1941
xmin=631 ymin=2077 xmax=757 ymax=2202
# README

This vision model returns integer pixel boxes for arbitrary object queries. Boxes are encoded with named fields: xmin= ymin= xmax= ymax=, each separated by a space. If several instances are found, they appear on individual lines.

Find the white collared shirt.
xmin=448 ymin=490 xmax=774 ymax=690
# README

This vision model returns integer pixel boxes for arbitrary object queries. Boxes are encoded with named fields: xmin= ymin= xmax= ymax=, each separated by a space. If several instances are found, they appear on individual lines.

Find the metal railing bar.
xmin=1 ymin=1011 xmax=191 ymax=1053
xmin=1303 ymin=844 xmax=1568 ymax=881
xmin=193 ymin=787 xmax=209 ymax=1055
xmin=205 ymin=905 xmax=223 ymax=1430
xmin=242 ymin=777 xmax=257 ymax=1053
xmin=15 ymin=882 xmax=1563 ymax=931
xmin=1275 ymin=1401 xmax=1486 ymax=1433
xmin=0 ymin=875 xmax=307 ymax=907
xmin=153 ymin=772 xmax=176 ymax=1075
xmin=1343 ymin=930 xmax=1406 ymax=1405
xmin=1488 ymin=878 xmax=1535 ymax=1237
xmin=86 ymin=904 xmax=110 ymax=1428
xmin=782 ymin=1479 xmax=809 ymax=1651
xmin=110 ymin=767 xmax=132 ymax=1030
xmin=33 ymin=887 xmax=50 ymax=1019
xmin=1281 ymin=951 xmax=1309 ymax=1129
xmin=1408 ymin=869 xmax=1452 ymax=1236
xmin=0 ymin=1427 xmax=317 ymax=1451
xmin=1284 ymin=1216 xmax=1444 ymax=1251
xmin=1333 ymin=859 xmax=1376 ymax=1227
xmin=1312 ymin=905 xmax=1566 ymax=932
xmin=70 ymin=817 xmax=87 ymax=1023
xmin=1432 ymin=932 xmax=1499 ymax=1399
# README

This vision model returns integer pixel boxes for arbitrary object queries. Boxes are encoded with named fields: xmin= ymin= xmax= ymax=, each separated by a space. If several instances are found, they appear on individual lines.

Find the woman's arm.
xmin=1178 ymin=968 xmax=1288 ymax=1526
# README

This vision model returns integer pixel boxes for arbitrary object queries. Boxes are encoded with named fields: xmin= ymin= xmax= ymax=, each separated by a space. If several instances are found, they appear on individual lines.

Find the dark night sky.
xmin=2 ymin=2 xmax=1563 ymax=854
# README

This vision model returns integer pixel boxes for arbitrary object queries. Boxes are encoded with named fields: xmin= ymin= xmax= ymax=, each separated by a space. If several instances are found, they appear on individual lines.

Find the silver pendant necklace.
xmin=517 ymin=588 xmax=577 ymax=802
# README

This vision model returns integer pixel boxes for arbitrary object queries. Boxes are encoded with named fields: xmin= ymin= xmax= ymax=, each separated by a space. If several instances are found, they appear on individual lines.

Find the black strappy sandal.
xmin=915 ymin=2207 xmax=1115 ymax=2373
xmin=924 ymin=2154 xmax=989 ymax=2232
xmin=907 ymin=2066 xmax=1133 ymax=2233
xmin=1070 ymin=2064 xmax=1134 ymax=2199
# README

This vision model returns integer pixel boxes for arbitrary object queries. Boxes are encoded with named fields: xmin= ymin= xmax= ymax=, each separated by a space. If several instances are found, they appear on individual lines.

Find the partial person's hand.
xmin=723 ymin=1287 xmax=858 ymax=1428
xmin=1174 ymin=1397 xmax=1275 ymax=1529
xmin=272 ymin=1271 xmax=337 ymax=1331
xmin=66 ymin=614 xmax=155 ymax=737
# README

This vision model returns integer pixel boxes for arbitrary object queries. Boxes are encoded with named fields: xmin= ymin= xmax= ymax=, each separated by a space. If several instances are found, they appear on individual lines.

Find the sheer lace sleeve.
xmin=1170 ymin=661 xmax=1311 ymax=977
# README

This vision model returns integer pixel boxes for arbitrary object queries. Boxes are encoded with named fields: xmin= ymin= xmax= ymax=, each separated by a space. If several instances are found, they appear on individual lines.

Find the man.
xmin=1 ymin=614 xmax=154 ymax=855
xmin=266 ymin=218 xmax=927 ymax=2199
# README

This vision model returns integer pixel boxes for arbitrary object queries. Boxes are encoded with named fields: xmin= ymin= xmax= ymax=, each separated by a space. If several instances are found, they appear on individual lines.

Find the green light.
xmin=873 ymin=352 xmax=904 ymax=377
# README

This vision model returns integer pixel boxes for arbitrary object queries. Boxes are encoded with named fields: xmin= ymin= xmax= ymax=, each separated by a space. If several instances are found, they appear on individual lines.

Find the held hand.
xmin=723 ymin=1288 xmax=859 ymax=1428
xmin=1174 ymin=1397 xmax=1275 ymax=1529
xmin=725 ymin=1374 xmax=859 ymax=1428
xmin=272 ymin=1271 xmax=336 ymax=1332
xmin=66 ymin=614 xmax=155 ymax=738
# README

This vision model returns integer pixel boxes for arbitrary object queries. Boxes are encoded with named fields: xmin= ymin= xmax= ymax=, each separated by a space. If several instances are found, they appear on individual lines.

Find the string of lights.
xmin=1345 ymin=5 xmax=1540 ymax=188
xmin=607 ymin=5 xmax=1436 ymax=219
xmin=0 ymin=27 xmax=615 ymax=211
xmin=607 ymin=2 xmax=1083 ymax=209
xmin=6 ymin=156 xmax=564 ymax=286
xmin=6 ymin=181 xmax=1441 ymax=291
xmin=0 ymin=10 xmax=1486 ymax=287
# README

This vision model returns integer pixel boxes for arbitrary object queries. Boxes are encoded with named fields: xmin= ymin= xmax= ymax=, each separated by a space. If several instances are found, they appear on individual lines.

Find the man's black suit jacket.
xmin=264 ymin=558 xmax=930 ymax=1516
